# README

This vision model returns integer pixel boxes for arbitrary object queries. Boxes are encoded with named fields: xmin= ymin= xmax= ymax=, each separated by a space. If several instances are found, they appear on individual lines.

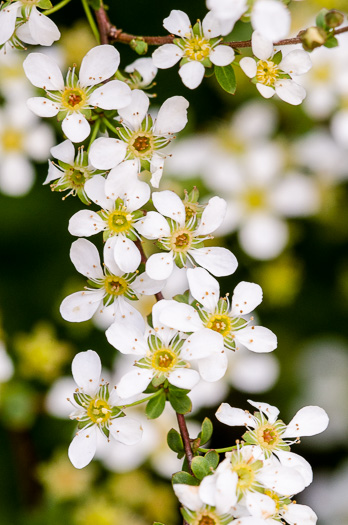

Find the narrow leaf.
xmin=214 ymin=65 xmax=237 ymax=94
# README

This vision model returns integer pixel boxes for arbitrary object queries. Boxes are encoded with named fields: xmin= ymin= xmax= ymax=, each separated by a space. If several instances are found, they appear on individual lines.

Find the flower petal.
xmin=88 ymin=137 xmax=127 ymax=170
xmin=23 ymin=53 xmax=64 ymax=90
xmin=135 ymin=211 xmax=171 ymax=239
xmin=109 ymin=416 xmax=143 ymax=445
xmin=106 ymin=322 xmax=147 ymax=355
xmin=133 ymin=272 xmax=166 ymax=295
xmin=216 ymin=403 xmax=256 ymax=427
xmin=179 ymin=61 xmax=205 ymax=90
xmin=168 ymin=368 xmax=200 ymax=389
xmin=163 ymin=10 xmax=191 ymax=36
xmin=159 ymin=301 xmax=204 ymax=332
xmin=210 ymin=44 xmax=235 ymax=66
xmin=202 ymin=10 xmax=222 ymax=39
xmin=0 ymin=2 xmax=18 ymax=45
xmin=187 ymin=267 xmax=219 ymax=312
xmin=275 ymin=450 xmax=313 ymax=487
xmin=79 ymin=44 xmax=120 ymax=87
xmin=173 ymin=484 xmax=202 ymax=511
xmin=114 ymin=235 xmax=141 ymax=273
xmin=280 ymin=49 xmax=312 ymax=76
xmin=71 ymin=349 xmax=101 ymax=393
xmin=240 ymin=57 xmax=257 ymax=78
xmin=70 ymin=238 xmax=103 ymax=279
xmin=247 ymin=400 xmax=279 ymax=423
xmin=68 ymin=209 xmax=105 ymax=236
xmin=146 ymin=252 xmax=174 ymax=280
xmin=62 ymin=113 xmax=91 ymax=143
xmin=118 ymin=88 xmax=149 ymax=130
xmin=152 ymin=44 xmax=183 ymax=69
xmin=27 ymin=97 xmax=59 ymax=117
xmin=60 ymin=290 xmax=104 ymax=323
xmin=153 ymin=190 xmax=186 ymax=226
xmin=28 ymin=6 xmax=60 ymax=46
xmin=281 ymin=503 xmax=317 ymax=525
xmin=68 ymin=425 xmax=97 ymax=469
xmin=275 ymin=79 xmax=306 ymax=105
xmin=252 ymin=0 xmax=291 ymax=42
xmin=50 ymin=139 xmax=75 ymax=164
xmin=251 ymin=30 xmax=274 ymax=61
xmin=283 ymin=406 xmax=329 ymax=438
xmin=190 ymin=246 xmax=238 ymax=277
xmin=194 ymin=196 xmax=227 ymax=235
xmin=231 ymin=281 xmax=263 ymax=316
xmin=236 ymin=326 xmax=277 ymax=353
xmin=197 ymin=351 xmax=228 ymax=382
xmin=89 ymin=79 xmax=132 ymax=110
xmin=182 ymin=328 xmax=224 ymax=360
xmin=153 ymin=96 xmax=189 ymax=135
xmin=116 ymin=368 xmax=153 ymax=398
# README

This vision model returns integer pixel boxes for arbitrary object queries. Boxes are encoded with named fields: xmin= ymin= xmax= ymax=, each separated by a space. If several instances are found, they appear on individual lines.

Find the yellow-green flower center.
xmin=245 ymin=189 xmax=265 ymax=209
xmin=107 ymin=209 xmax=133 ymax=234
xmin=104 ymin=275 xmax=128 ymax=296
xmin=61 ymin=87 xmax=87 ymax=111
xmin=170 ymin=229 xmax=193 ymax=253
xmin=256 ymin=60 xmax=279 ymax=87
xmin=256 ymin=424 xmax=280 ymax=450
xmin=87 ymin=398 xmax=111 ymax=424
xmin=151 ymin=348 xmax=177 ymax=372
xmin=264 ymin=490 xmax=281 ymax=513
xmin=129 ymin=132 xmax=154 ymax=158
xmin=67 ymin=167 xmax=88 ymax=188
xmin=1 ymin=128 xmax=23 ymax=152
xmin=185 ymin=36 xmax=211 ymax=61
xmin=233 ymin=462 xmax=255 ymax=492
xmin=196 ymin=513 xmax=218 ymax=525
xmin=206 ymin=314 xmax=231 ymax=337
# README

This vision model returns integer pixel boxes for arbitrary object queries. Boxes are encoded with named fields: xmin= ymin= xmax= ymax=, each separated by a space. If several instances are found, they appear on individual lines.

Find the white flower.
xmin=124 ymin=57 xmax=158 ymax=89
xmin=240 ymin=32 xmax=312 ymax=105
xmin=23 ymin=45 xmax=132 ymax=142
xmin=0 ymin=0 xmax=60 ymax=48
xmin=160 ymin=267 xmax=277 ymax=363
xmin=216 ymin=399 xmax=329 ymax=483
xmin=89 ymin=89 xmax=189 ymax=187
xmin=60 ymin=238 xmax=164 ymax=328
xmin=0 ymin=341 xmax=14 ymax=382
xmin=152 ymin=9 xmax=235 ymax=89
xmin=105 ymin=300 xmax=225 ymax=397
xmin=67 ymin=350 xmax=143 ymax=468
xmin=45 ymin=139 xmax=101 ymax=203
xmin=68 ymin=161 xmax=150 ymax=273
xmin=136 ymin=190 xmax=238 ymax=279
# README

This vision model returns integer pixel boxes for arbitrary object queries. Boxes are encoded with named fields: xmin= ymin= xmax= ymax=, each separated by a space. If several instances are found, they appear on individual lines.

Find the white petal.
xmin=106 ymin=322 xmax=147 ymax=355
xmin=215 ymin=468 xmax=238 ymax=512
xmin=133 ymin=272 xmax=166 ymax=295
xmin=168 ymin=368 xmax=200 ymax=389
xmin=270 ymin=173 xmax=320 ymax=217
xmin=231 ymin=281 xmax=263 ymax=316
xmin=79 ymin=45 xmax=120 ymax=87
xmin=216 ymin=403 xmax=256 ymax=427
xmin=190 ymin=246 xmax=238 ymax=277
xmin=118 ymin=88 xmax=149 ymax=130
xmin=89 ymin=80 xmax=132 ymax=110
xmin=163 ymin=10 xmax=191 ymax=36
xmin=88 ymin=137 xmax=127 ymax=170
xmin=114 ymin=235 xmax=141 ymax=273
xmin=281 ymin=503 xmax=317 ymax=525
xmin=50 ymin=139 xmax=75 ymax=164
xmin=256 ymin=82 xmax=275 ymax=98
xmin=275 ymin=450 xmax=313 ymax=487
xmin=70 ymin=238 xmax=103 ymax=278
xmin=28 ymin=6 xmax=60 ymax=46
xmin=71 ymin=349 xmax=101 ymax=393
xmin=23 ymin=53 xmax=64 ymax=90
xmin=116 ymin=368 xmax=153 ymax=398
xmin=283 ymin=406 xmax=329 ymax=438
xmin=195 ymin=196 xmax=227 ymax=235
xmin=149 ymin=152 xmax=165 ymax=188
xmin=199 ymin=472 xmax=219 ymax=507
xmin=68 ymin=209 xmax=105 ymax=236
xmin=113 ymin=296 xmax=146 ymax=332
xmin=247 ymin=400 xmax=280 ymax=423
xmin=146 ymin=252 xmax=174 ymax=280
xmin=84 ymin=174 xmax=111 ymax=210
xmin=187 ymin=267 xmax=219 ymax=312
xmin=197 ymin=351 xmax=228 ymax=382
xmin=179 ymin=61 xmax=205 ymax=90
xmin=125 ymin=57 xmax=157 ymax=86
xmin=103 ymin=234 xmax=122 ymax=276
xmin=153 ymin=96 xmax=189 ymax=135
xmin=202 ymin=10 xmax=222 ymax=39
xmin=153 ymin=190 xmax=186 ymax=226
xmin=182 ymin=328 xmax=224 ymax=360
xmin=62 ymin=113 xmax=91 ymax=143
xmin=152 ymin=44 xmax=183 ymax=69
xmin=246 ymin=491 xmax=277 ymax=519
xmin=259 ymin=464 xmax=306 ymax=495
xmin=275 ymin=79 xmax=306 ymax=105
xmin=237 ymin=326 xmax=277 ymax=353
xmin=239 ymin=214 xmax=288 ymax=260
xmin=106 ymin=163 xmax=150 ymax=211
xmin=0 ymin=155 xmax=34 ymax=196
xmin=280 ymin=49 xmax=312 ymax=76
xmin=27 ymin=97 xmax=59 ymax=118
xmin=159 ymin=302 xmax=204 ymax=332
xmin=209 ymin=44 xmax=235 ymax=66
xmin=151 ymin=300 xmax=179 ymax=346
xmin=135 ymin=211 xmax=170 ymax=239
xmin=68 ymin=426 xmax=97 ymax=469
xmin=173 ymin=484 xmax=202 ymax=511
xmin=109 ymin=417 xmax=143 ymax=445
xmin=60 ymin=290 xmax=104 ymax=322
xmin=0 ymin=2 xmax=18 ymax=45
xmin=251 ymin=31 xmax=273 ymax=60
xmin=15 ymin=20 xmax=38 ymax=45
xmin=252 ymin=0 xmax=291 ymax=42
xmin=240 ymin=57 xmax=257 ymax=78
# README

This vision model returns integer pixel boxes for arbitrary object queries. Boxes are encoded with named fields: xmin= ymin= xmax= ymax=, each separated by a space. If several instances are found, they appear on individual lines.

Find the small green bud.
xmin=324 ymin=10 xmax=344 ymax=29
xmin=130 ymin=38 xmax=148 ymax=55
xmin=300 ymin=26 xmax=327 ymax=51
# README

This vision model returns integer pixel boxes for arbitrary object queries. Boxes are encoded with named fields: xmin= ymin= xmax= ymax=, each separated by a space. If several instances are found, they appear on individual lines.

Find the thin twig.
xmin=176 ymin=412 xmax=194 ymax=472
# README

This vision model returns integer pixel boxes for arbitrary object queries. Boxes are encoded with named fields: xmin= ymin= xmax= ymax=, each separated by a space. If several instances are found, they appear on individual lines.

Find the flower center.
xmin=206 ymin=314 xmax=231 ymax=337
xmin=107 ymin=209 xmax=133 ymax=234
xmin=256 ymin=424 xmax=280 ymax=450
xmin=151 ymin=348 xmax=177 ymax=372
xmin=245 ymin=189 xmax=265 ymax=209
xmin=104 ymin=275 xmax=128 ymax=296
xmin=233 ymin=462 xmax=255 ymax=492
xmin=170 ymin=229 xmax=193 ymax=253
xmin=129 ymin=132 xmax=154 ymax=158
xmin=264 ymin=490 xmax=281 ymax=513
xmin=67 ymin=167 xmax=88 ymax=189
xmin=87 ymin=398 xmax=111 ymax=424
xmin=185 ymin=36 xmax=211 ymax=61
xmin=256 ymin=60 xmax=279 ymax=87
xmin=61 ymin=87 xmax=87 ymax=111
xmin=1 ymin=128 xmax=23 ymax=152
xmin=196 ymin=513 xmax=218 ymax=525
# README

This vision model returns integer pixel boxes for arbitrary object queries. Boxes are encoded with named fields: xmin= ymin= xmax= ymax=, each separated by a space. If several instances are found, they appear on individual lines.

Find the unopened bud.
xmin=324 ymin=10 xmax=344 ymax=29
xmin=130 ymin=38 xmax=148 ymax=55
xmin=300 ymin=26 xmax=327 ymax=51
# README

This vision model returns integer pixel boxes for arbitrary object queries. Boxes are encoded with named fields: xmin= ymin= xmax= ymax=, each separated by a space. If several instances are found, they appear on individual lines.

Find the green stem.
xmin=197 ymin=446 xmax=236 ymax=453
xmin=102 ymin=117 xmax=121 ymax=137
xmin=43 ymin=0 xmax=72 ymax=15
xmin=81 ymin=0 xmax=100 ymax=44
xmin=120 ymin=390 xmax=162 ymax=409
xmin=87 ymin=118 xmax=101 ymax=152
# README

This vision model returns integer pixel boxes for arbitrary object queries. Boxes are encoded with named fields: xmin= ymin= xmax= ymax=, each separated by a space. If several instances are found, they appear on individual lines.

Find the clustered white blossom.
xmin=6 ymin=1 xmax=337 ymax=520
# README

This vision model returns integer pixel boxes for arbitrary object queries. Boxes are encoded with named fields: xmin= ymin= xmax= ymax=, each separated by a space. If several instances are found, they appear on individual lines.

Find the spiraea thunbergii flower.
xmin=68 ymin=350 xmax=143 ymax=469
xmin=152 ymin=9 xmax=235 ymax=89
xmin=23 ymin=45 xmax=132 ymax=142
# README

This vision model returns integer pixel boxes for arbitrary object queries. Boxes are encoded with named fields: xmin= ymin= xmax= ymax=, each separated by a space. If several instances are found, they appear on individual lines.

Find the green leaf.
xmin=172 ymin=290 xmax=190 ymax=304
xmin=130 ymin=38 xmax=148 ymax=55
xmin=167 ymin=428 xmax=184 ymax=453
xmin=168 ymin=391 xmax=192 ymax=414
xmin=191 ymin=456 xmax=211 ymax=480
xmin=146 ymin=391 xmax=166 ymax=419
xmin=204 ymin=450 xmax=219 ymax=470
xmin=315 ymin=9 xmax=328 ymax=29
xmin=37 ymin=0 xmax=52 ymax=8
xmin=272 ymin=51 xmax=282 ymax=65
xmin=324 ymin=36 xmax=339 ymax=48
xmin=198 ymin=417 xmax=213 ymax=445
xmin=172 ymin=471 xmax=200 ymax=486
xmin=88 ymin=0 xmax=102 ymax=9
xmin=214 ymin=64 xmax=236 ymax=94
xmin=153 ymin=522 xmax=166 ymax=525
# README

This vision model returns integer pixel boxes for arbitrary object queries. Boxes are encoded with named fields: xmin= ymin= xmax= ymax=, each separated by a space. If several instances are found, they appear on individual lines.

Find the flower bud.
xmin=300 ymin=26 xmax=327 ymax=51
xmin=324 ymin=10 xmax=345 ymax=29
xmin=130 ymin=38 xmax=148 ymax=55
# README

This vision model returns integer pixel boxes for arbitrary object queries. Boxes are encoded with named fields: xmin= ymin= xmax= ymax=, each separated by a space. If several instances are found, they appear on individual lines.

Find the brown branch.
xmin=176 ymin=412 xmax=194 ymax=472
